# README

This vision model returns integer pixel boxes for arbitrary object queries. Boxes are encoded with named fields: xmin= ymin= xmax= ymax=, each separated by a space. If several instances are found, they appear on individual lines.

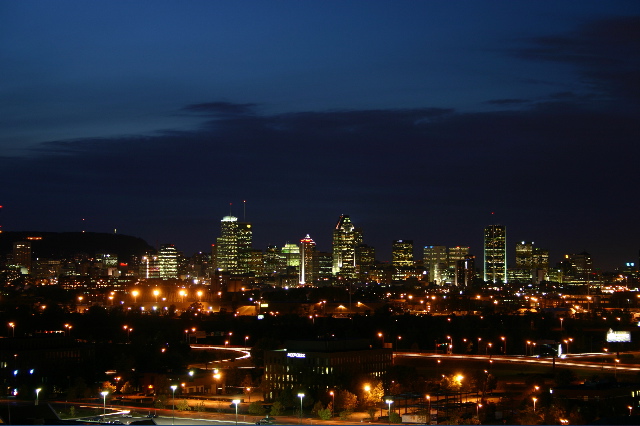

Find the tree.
xmin=389 ymin=411 xmax=402 ymax=423
xmin=270 ymin=401 xmax=284 ymax=416
xmin=363 ymin=381 xmax=384 ymax=409
xmin=312 ymin=401 xmax=324 ymax=416
xmin=335 ymin=389 xmax=358 ymax=412
xmin=120 ymin=381 xmax=135 ymax=395
xmin=248 ymin=401 xmax=266 ymax=416
xmin=317 ymin=407 xmax=332 ymax=420
xmin=176 ymin=399 xmax=190 ymax=411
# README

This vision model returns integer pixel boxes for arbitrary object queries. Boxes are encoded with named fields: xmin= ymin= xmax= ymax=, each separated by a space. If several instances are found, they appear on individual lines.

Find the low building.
xmin=263 ymin=338 xmax=392 ymax=401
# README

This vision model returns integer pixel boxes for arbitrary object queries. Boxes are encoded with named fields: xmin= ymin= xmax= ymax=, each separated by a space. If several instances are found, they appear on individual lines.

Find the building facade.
xmin=484 ymin=225 xmax=507 ymax=284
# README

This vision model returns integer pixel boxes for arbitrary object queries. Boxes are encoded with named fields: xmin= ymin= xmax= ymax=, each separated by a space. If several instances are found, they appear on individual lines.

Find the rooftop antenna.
xmin=243 ymin=200 xmax=246 ymax=221
xmin=229 ymin=202 xmax=232 ymax=216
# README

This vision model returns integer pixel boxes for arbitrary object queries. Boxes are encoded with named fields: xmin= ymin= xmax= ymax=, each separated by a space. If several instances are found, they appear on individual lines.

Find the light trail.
xmin=396 ymin=352 xmax=640 ymax=372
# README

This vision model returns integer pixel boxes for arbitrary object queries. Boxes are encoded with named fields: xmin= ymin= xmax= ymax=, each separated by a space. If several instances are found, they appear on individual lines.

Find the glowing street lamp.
xmin=501 ymin=336 xmax=506 ymax=354
xmin=131 ymin=290 xmax=139 ymax=304
xmin=101 ymin=391 xmax=108 ymax=418
xmin=8 ymin=322 xmax=15 ymax=337
xmin=532 ymin=397 xmax=537 ymax=412
xmin=426 ymin=395 xmax=431 ymax=423
xmin=245 ymin=335 xmax=249 ymax=346
xmin=232 ymin=399 xmax=240 ymax=425
xmin=329 ymin=391 xmax=335 ymax=417
xmin=35 ymin=388 xmax=41 ymax=405
xmin=385 ymin=399 xmax=393 ymax=424
xmin=170 ymin=385 xmax=178 ymax=424
xmin=297 ymin=393 xmax=305 ymax=423
xmin=476 ymin=403 xmax=482 ymax=418
xmin=153 ymin=289 xmax=160 ymax=303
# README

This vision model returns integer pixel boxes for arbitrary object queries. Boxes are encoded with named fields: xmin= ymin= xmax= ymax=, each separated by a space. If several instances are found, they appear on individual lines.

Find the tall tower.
xmin=423 ymin=245 xmax=447 ymax=283
xmin=484 ymin=225 xmax=507 ymax=284
xmin=332 ymin=215 xmax=362 ymax=278
xmin=392 ymin=240 xmax=414 ymax=281
xmin=236 ymin=221 xmax=253 ymax=274
xmin=12 ymin=241 xmax=32 ymax=273
xmin=216 ymin=216 xmax=239 ymax=273
xmin=158 ymin=244 xmax=179 ymax=279
xmin=299 ymin=234 xmax=317 ymax=285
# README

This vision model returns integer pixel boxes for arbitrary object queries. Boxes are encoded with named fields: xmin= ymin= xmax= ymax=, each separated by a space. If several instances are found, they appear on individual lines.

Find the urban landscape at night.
xmin=0 ymin=214 xmax=639 ymax=425
xmin=2 ymin=0 xmax=639 ymax=424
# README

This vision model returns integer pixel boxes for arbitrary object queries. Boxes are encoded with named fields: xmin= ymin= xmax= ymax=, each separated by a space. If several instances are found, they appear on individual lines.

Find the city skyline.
xmin=1 ymin=1 xmax=639 ymax=270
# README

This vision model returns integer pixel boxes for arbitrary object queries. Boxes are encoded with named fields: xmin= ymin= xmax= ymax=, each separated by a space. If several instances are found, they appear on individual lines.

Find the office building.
xmin=392 ymin=240 xmax=414 ymax=281
xmin=423 ymin=245 xmax=447 ymax=283
xmin=215 ymin=215 xmax=253 ymax=274
xmin=263 ymin=339 xmax=392 ymax=401
xmin=158 ymin=244 xmax=179 ymax=279
xmin=12 ymin=241 xmax=32 ymax=273
xmin=332 ymin=215 xmax=362 ymax=278
xmin=484 ymin=225 xmax=507 ymax=284
xmin=299 ymin=235 xmax=317 ymax=285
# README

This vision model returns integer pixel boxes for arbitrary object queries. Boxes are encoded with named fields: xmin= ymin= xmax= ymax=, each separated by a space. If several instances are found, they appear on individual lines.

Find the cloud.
xmin=515 ymin=15 xmax=640 ymax=104
xmin=181 ymin=101 xmax=258 ymax=117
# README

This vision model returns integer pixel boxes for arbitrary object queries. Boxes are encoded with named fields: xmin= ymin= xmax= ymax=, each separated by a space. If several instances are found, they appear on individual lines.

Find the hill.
xmin=0 ymin=231 xmax=154 ymax=261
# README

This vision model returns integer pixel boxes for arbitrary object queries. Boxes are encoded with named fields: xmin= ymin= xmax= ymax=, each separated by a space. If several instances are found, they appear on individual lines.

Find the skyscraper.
xmin=484 ymin=225 xmax=507 ymax=284
xmin=423 ymin=245 xmax=447 ymax=283
xmin=158 ymin=244 xmax=179 ymax=279
xmin=215 ymin=215 xmax=253 ymax=274
xmin=216 ymin=216 xmax=238 ymax=272
xmin=299 ymin=234 xmax=317 ymax=285
xmin=12 ymin=241 xmax=32 ymax=273
xmin=392 ymin=240 xmax=414 ymax=281
xmin=332 ymin=215 xmax=362 ymax=278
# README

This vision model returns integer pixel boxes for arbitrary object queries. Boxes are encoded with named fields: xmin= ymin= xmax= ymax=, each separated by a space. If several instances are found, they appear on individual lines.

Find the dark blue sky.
xmin=1 ymin=1 xmax=639 ymax=269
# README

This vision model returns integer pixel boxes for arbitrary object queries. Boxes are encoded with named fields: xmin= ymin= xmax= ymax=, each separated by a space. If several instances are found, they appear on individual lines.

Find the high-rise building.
xmin=484 ymin=225 xmax=507 ymax=284
xmin=299 ymin=234 xmax=317 ymax=285
xmin=455 ymin=255 xmax=476 ymax=287
xmin=237 ymin=222 xmax=253 ymax=274
xmin=332 ymin=215 xmax=362 ymax=278
xmin=281 ymin=243 xmax=300 ymax=269
xmin=140 ymin=253 xmax=160 ymax=279
xmin=392 ymin=240 xmax=414 ymax=281
xmin=264 ymin=245 xmax=283 ymax=275
xmin=12 ymin=241 xmax=32 ymax=273
xmin=423 ymin=245 xmax=447 ymax=283
xmin=158 ymin=244 xmax=179 ymax=279
xmin=215 ymin=215 xmax=253 ymax=274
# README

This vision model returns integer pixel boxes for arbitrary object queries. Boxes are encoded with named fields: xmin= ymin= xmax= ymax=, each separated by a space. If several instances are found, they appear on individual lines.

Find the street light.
xmin=501 ymin=336 xmax=506 ymax=354
xmin=426 ymin=395 xmax=431 ymax=424
xmin=153 ymin=289 xmax=160 ymax=303
xmin=101 ymin=391 xmax=108 ymax=419
xmin=245 ymin=335 xmax=249 ymax=346
xmin=329 ymin=391 xmax=335 ymax=417
xmin=232 ymin=399 xmax=240 ymax=425
xmin=629 ymin=406 xmax=633 ymax=416
xmin=170 ymin=385 xmax=178 ymax=424
xmin=8 ymin=322 xmax=15 ymax=337
xmin=131 ymin=290 xmax=139 ymax=304
xmin=476 ymin=403 xmax=482 ymax=418
xmin=385 ymin=399 xmax=393 ymax=424
xmin=297 ymin=393 xmax=304 ymax=423
xmin=532 ymin=397 xmax=537 ymax=412
xmin=35 ymin=388 xmax=41 ymax=405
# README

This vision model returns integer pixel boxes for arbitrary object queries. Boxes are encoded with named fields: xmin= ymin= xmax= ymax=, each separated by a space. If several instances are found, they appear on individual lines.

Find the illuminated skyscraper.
xmin=237 ymin=221 xmax=253 ymax=274
xmin=332 ymin=215 xmax=362 ymax=278
xmin=215 ymin=215 xmax=253 ymax=274
xmin=299 ymin=234 xmax=317 ymax=285
xmin=12 ymin=241 xmax=32 ymax=273
xmin=392 ymin=240 xmax=414 ymax=281
xmin=216 ymin=216 xmax=238 ymax=272
xmin=158 ymin=244 xmax=179 ymax=279
xmin=484 ymin=225 xmax=507 ymax=283
xmin=423 ymin=245 xmax=447 ymax=283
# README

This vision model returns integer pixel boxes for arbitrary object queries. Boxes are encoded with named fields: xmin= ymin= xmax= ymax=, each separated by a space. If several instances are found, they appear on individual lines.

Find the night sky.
xmin=1 ymin=1 xmax=639 ymax=269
